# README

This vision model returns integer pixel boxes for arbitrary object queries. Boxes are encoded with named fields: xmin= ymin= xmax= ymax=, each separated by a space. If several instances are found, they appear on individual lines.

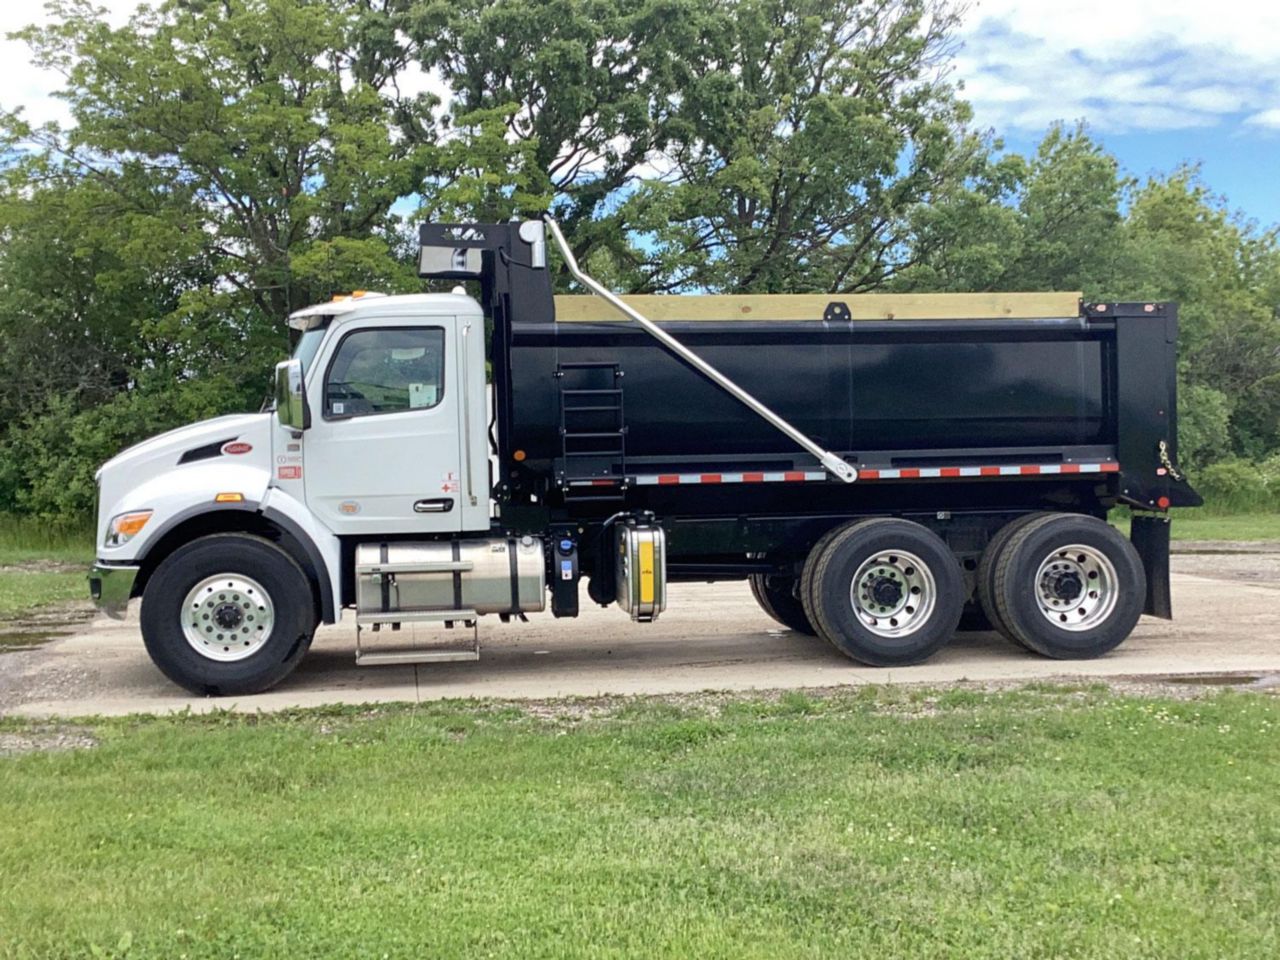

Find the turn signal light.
xmin=214 ymin=492 xmax=245 ymax=503
xmin=104 ymin=510 xmax=153 ymax=548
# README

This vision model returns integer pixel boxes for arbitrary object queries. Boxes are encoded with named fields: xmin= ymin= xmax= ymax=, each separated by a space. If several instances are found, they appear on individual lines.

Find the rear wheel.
xmin=141 ymin=534 xmax=317 ymax=695
xmin=749 ymin=574 xmax=816 ymax=635
xmin=802 ymin=519 xmax=964 ymax=666
xmin=976 ymin=512 xmax=1049 ymax=646
xmin=991 ymin=514 xmax=1145 ymax=659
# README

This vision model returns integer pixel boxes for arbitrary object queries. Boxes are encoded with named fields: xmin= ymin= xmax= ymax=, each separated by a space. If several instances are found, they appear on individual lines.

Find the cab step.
xmin=355 ymin=644 xmax=479 ymax=666
xmin=354 ymin=610 xmax=480 ymax=665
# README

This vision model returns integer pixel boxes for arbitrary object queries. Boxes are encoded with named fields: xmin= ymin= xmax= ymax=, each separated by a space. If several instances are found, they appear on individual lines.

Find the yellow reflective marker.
xmin=639 ymin=539 xmax=655 ymax=605
xmin=214 ymin=492 xmax=245 ymax=503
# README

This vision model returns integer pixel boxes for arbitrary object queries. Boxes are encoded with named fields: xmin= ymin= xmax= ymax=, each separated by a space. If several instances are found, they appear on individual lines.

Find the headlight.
xmin=104 ymin=510 xmax=153 ymax=548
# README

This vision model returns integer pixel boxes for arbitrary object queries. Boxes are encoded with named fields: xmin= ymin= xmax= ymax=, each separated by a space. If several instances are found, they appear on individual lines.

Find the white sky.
xmin=2 ymin=0 xmax=1278 ymax=136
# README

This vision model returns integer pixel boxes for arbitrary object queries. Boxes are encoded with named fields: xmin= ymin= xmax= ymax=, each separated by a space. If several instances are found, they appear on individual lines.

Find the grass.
xmin=0 ymin=516 xmax=92 ymax=625
xmin=2 ymin=687 xmax=1279 ymax=958
xmin=0 ymin=515 xmax=92 ymax=567
xmin=0 ymin=570 xmax=87 ymax=622
xmin=1164 ymin=510 xmax=1280 ymax=541
xmin=1111 ymin=507 xmax=1280 ymax=541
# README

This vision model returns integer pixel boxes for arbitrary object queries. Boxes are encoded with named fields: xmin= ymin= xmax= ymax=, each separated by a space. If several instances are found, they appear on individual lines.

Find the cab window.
xmin=324 ymin=327 xmax=445 ymax=419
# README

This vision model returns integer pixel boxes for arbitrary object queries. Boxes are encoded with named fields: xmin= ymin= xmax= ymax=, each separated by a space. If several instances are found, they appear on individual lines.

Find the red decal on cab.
xmin=222 ymin=441 xmax=253 ymax=456
xmin=278 ymin=466 xmax=302 ymax=480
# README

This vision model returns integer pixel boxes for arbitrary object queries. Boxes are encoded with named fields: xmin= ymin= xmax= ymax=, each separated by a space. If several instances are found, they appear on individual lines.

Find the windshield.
xmin=291 ymin=326 xmax=328 ymax=376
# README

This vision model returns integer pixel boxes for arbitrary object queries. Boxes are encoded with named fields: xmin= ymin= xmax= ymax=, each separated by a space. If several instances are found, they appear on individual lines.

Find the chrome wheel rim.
xmin=849 ymin=550 xmax=936 ymax=638
xmin=181 ymin=574 xmax=275 ymax=662
xmin=1034 ymin=544 xmax=1118 ymax=632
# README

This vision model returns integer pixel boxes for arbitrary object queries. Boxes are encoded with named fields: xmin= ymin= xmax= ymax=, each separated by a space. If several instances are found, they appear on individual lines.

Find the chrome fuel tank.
xmin=356 ymin=538 xmax=546 ymax=616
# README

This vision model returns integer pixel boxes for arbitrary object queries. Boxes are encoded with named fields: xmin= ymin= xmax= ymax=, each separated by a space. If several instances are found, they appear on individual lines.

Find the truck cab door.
xmin=301 ymin=312 xmax=485 ymax=535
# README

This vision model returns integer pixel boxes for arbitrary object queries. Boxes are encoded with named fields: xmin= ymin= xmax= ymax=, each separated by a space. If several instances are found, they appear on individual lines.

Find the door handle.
xmin=414 ymin=498 xmax=454 ymax=514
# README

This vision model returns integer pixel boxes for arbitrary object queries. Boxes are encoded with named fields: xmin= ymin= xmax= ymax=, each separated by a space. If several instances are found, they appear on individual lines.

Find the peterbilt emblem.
xmin=222 ymin=441 xmax=253 ymax=455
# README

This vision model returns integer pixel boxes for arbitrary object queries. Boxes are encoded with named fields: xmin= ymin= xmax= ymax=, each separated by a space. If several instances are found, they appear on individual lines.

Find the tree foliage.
xmin=615 ymin=0 xmax=985 ymax=293
xmin=0 ymin=0 xmax=1277 ymax=518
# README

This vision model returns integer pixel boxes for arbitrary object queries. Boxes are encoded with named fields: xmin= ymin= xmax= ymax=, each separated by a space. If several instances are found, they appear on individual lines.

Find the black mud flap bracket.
xmin=1129 ymin=514 xmax=1172 ymax=619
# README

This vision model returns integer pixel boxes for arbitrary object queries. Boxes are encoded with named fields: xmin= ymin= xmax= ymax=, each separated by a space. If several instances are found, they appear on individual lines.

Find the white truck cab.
xmin=89 ymin=289 xmax=498 ymax=693
xmin=283 ymin=292 xmax=490 ymax=536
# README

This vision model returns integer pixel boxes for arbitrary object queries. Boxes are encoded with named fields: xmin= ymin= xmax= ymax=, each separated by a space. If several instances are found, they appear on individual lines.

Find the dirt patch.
xmin=1161 ymin=673 xmax=1265 ymax=687
xmin=0 ymin=560 xmax=86 ymax=574
xmin=0 ymin=724 xmax=97 ymax=757
xmin=0 ymin=602 xmax=95 ymax=653
xmin=1172 ymin=540 xmax=1280 ymax=555
xmin=1171 ymin=550 xmax=1280 ymax=587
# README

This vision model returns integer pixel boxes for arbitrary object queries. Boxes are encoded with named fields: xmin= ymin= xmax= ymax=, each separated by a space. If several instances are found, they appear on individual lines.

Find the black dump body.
xmin=421 ymin=223 xmax=1199 ymax=601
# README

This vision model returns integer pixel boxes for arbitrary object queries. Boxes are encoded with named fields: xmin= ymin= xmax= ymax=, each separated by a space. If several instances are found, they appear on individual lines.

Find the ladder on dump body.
xmin=556 ymin=361 xmax=628 ymax=501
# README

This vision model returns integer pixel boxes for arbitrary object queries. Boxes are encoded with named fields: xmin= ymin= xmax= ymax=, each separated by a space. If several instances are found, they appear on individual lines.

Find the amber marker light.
xmin=513 ymin=449 xmax=527 ymax=462
xmin=214 ymin=492 xmax=245 ymax=503
xmin=104 ymin=509 xmax=153 ymax=548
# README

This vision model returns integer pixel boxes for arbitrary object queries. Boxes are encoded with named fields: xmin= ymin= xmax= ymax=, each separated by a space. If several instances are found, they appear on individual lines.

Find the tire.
xmin=976 ymin=512 xmax=1049 ymax=646
xmin=991 ymin=514 xmax=1145 ymax=659
xmin=749 ymin=574 xmax=817 ymax=635
xmin=798 ymin=523 xmax=851 ymax=636
xmin=141 ymin=533 xmax=317 ymax=695
xmin=802 ymin=518 xmax=965 ymax=667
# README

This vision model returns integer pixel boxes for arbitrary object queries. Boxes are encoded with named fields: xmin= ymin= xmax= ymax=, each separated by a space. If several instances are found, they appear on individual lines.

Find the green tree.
xmin=1116 ymin=170 xmax=1280 ymax=459
xmin=900 ymin=123 xmax=1126 ymax=294
xmin=17 ymin=0 xmax=432 ymax=319
xmin=1 ymin=0 xmax=444 ymax=515
xmin=414 ymin=0 xmax=712 ymax=266
xmin=618 ymin=0 xmax=985 ymax=293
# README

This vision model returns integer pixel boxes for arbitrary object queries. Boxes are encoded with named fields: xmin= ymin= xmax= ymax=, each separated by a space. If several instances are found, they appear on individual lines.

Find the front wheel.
xmin=802 ymin=518 xmax=964 ymax=666
xmin=990 ymin=515 xmax=1145 ymax=659
xmin=141 ymin=534 xmax=317 ymax=695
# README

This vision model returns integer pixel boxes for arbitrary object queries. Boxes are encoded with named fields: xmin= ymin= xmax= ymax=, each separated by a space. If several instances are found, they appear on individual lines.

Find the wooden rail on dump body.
xmin=553 ymin=292 xmax=1083 ymax=323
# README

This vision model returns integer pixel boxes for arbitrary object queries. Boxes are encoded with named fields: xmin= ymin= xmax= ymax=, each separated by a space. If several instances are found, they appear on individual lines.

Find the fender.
xmin=129 ymin=496 xmax=340 ymax=624
xmin=107 ymin=468 xmax=343 ymax=625
xmin=260 ymin=487 xmax=343 ymax=624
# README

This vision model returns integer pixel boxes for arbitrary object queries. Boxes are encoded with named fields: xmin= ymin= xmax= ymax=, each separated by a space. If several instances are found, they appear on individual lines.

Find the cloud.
xmin=1244 ymin=108 xmax=1280 ymax=130
xmin=956 ymin=0 xmax=1280 ymax=134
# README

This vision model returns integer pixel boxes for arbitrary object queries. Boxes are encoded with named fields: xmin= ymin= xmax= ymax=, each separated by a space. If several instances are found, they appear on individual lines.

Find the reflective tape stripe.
xmin=625 ymin=461 xmax=1120 ymax=487
xmin=631 ymin=470 xmax=826 ymax=486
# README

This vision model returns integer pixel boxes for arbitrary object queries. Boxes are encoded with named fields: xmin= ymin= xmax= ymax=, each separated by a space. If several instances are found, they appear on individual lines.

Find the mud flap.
xmin=1129 ymin=514 xmax=1172 ymax=619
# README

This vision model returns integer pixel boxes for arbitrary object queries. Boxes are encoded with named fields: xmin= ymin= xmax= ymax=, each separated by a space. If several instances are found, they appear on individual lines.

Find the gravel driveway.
xmin=2 ymin=545 xmax=1277 ymax=717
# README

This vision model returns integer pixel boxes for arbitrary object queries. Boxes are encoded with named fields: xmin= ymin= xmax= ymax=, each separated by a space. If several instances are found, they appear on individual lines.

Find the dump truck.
xmin=88 ymin=218 xmax=1201 ymax=694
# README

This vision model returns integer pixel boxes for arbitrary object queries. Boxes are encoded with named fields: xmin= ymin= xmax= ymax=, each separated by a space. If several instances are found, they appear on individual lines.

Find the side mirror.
xmin=274 ymin=359 xmax=309 ymax=431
